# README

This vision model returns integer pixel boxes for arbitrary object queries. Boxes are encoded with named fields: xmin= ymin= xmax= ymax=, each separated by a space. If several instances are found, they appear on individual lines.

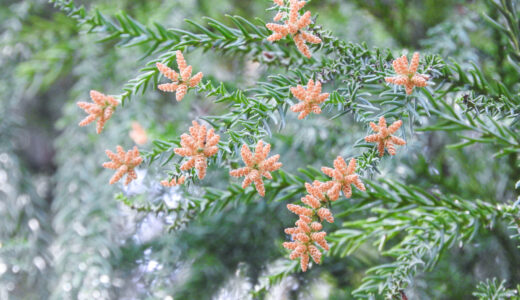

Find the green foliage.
xmin=473 ymin=278 xmax=520 ymax=300
xmin=332 ymin=180 xmax=519 ymax=298
xmin=484 ymin=0 xmax=520 ymax=72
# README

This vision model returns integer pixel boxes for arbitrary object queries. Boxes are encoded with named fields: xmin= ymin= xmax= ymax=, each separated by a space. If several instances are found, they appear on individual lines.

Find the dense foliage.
xmin=1 ymin=0 xmax=520 ymax=299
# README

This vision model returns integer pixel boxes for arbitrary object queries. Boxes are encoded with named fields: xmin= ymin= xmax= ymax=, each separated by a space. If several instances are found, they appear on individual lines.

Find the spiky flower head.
xmin=385 ymin=52 xmax=429 ymax=95
xmin=156 ymin=51 xmax=203 ymax=101
xmin=102 ymin=146 xmax=143 ymax=185
xmin=283 ymin=175 xmax=338 ymax=272
xmin=290 ymin=79 xmax=329 ymax=119
xmin=174 ymin=121 xmax=220 ymax=180
xmin=229 ymin=140 xmax=282 ymax=196
xmin=300 ymin=181 xmax=334 ymax=212
xmin=266 ymin=0 xmax=322 ymax=58
xmin=77 ymin=90 xmax=119 ymax=134
xmin=364 ymin=116 xmax=406 ymax=157
xmin=129 ymin=122 xmax=148 ymax=145
xmin=283 ymin=210 xmax=330 ymax=272
xmin=321 ymin=157 xmax=366 ymax=200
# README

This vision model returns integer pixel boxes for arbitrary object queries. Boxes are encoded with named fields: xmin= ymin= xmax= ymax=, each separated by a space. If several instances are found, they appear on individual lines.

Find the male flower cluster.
xmin=364 ymin=116 xmax=406 ymax=157
xmin=174 ymin=121 xmax=220 ymax=180
xmin=229 ymin=140 xmax=282 ymax=196
xmin=284 ymin=156 xmax=366 ymax=272
xmin=283 ymin=180 xmax=334 ymax=271
xmin=321 ymin=156 xmax=366 ymax=200
xmin=266 ymin=0 xmax=322 ymax=58
xmin=129 ymin=122 xmax=148 ymax=145
xmin=385 ymin=52 xmax=429 ymax=95
xmin=290 ymin=79 xmax=329 ymax=119
xmin=102 ymin=146 xmax=143 ymax=185
xmin=77 ymin=90 xmax=119 ymax=134
xmin=156 ymin=50 xmax=203 ymax=101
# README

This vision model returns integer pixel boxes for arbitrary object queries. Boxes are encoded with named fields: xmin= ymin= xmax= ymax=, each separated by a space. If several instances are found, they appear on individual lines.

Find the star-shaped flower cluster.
xmin=129 ymin=122 xmax=148 ymax=145
xmin=365 ymin=116 xmax=406 ymax=157
xmin=266 ymin=0 xmax=322 ymax=58
xmin=156 ymin=51 xmax=203 ymax=101
xmin=161 ymin=175 xmax=186 ymax=187
xmin=385 ymin=52 xmax=429 ymax=95
xmin=229 ymin=140 xmax=282 ymax=196
xmin=283 ymin=180 xmax=333 ymax=271
xmin=321 ymin=156 xmax=366 ymax=200
xmin=77 ymin=90 xmax=119 ymax=134
xmin=174 ymin=121 xmax=220 ymax=180
xmin=102 ymin=146 xmax=143 ymax=185
xmin=290 ymin=79 xmax=329 ymax=119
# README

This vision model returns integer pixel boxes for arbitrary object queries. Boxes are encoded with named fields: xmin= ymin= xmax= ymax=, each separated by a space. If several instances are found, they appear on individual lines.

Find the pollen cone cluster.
xmin=290 ymin=79 xmax=329 ymax=119
xmin=365 ymin=116 xmax=406 ymax=157
xmin=161 ymin=175 xmax=186 ymax=187
xmin=229 ymin=140 xmax=282 ymax=196
xmin=321 ymin=156 xmax=366 ymax=200
xmin=283 ymin=180 xmax=334 ymax=272
xmin=156 ymin=51 xmax=203 ymax=101
xmin=385 ymin=52 xmax=429 ymax=95
xmin=129 ymin=122 xmax=148 ymax=145
xmin=174 ymin=121 xmax=220 ymax=180
xmin=77 ymin=90 xmax=119 ymax=134
xmin=266 ymin=0 xmax=322 ymax=58
xmin=102 ymin=146 xmax=143 ymax=185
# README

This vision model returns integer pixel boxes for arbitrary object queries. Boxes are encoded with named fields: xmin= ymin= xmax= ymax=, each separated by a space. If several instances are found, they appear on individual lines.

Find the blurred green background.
xmin=1 ymin=0 xmax=519 ymax=299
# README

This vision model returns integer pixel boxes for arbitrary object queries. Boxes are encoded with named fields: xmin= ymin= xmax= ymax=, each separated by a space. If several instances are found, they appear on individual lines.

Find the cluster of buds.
xmin=266 ymin=0 xmax=322 ymax=58
xmin=174 ymin=120 xmax=220 ymax=180
xmin=385 ymin=52 xmax=429 ymax=95
xmin=229 ymin=140 xmax=282 ymax=196
xmin=290 ymin=79 xmax=329 ymax=119
xmin=284 ymin=156 xmax=366 ymax=271
xmin=364 ymin=116 xmax=406 ymax=157
xmin=129 ymin=122 xmax=148 ymax=145
xmin=283 ymin=180 xmax=334 ymax=271
xmin=156 ymin=50 xmax=203 ymax=101
xmin=77 ymin=90 xmax=119 ymax=134
xmin=102 ymin=146 xmax=143 ymax=185
xmin=321 ymin=156 xmax=366 ymax=199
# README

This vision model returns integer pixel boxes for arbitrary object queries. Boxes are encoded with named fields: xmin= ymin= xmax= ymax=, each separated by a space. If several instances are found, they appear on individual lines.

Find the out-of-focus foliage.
xmin=1 ymin=0 xmax=520 ymax=299
xmin=473 ymin=278 xmax=520 ymax=299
